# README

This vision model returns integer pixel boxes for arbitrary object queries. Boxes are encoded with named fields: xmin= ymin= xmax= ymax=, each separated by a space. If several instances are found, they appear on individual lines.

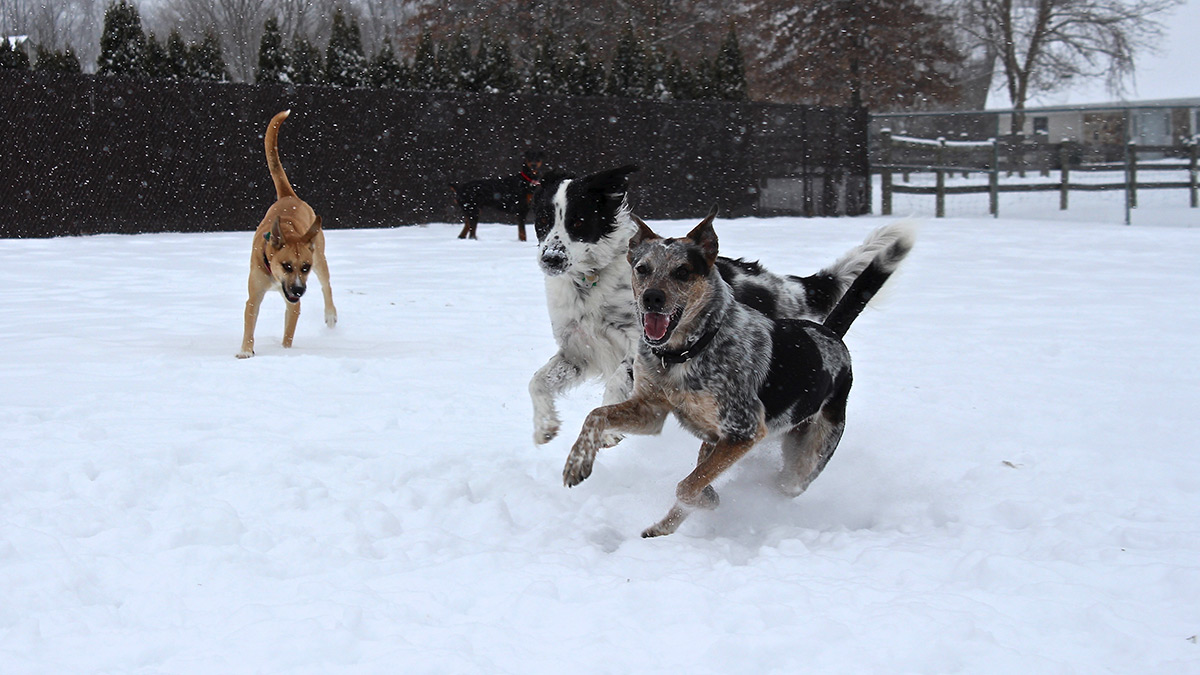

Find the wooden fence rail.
xmin=875 ymin=130 xmax=1200 ymax=223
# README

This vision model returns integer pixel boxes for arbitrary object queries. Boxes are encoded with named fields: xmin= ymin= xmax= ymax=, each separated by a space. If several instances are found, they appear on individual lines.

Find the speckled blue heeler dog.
xmin=528 ymin=166 xmax=914 ymax=454
xmin=561 ymin=206 xmax=914 ymax=537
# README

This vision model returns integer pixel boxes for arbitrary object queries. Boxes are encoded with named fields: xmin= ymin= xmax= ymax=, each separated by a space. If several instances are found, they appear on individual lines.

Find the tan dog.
xmin=238 ymin=110 xmax=336 ymax=358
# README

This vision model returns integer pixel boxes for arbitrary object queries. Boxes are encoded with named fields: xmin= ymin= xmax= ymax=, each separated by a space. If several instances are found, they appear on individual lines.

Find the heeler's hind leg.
xmin=777 ymin=410 xmax=845 ymax=498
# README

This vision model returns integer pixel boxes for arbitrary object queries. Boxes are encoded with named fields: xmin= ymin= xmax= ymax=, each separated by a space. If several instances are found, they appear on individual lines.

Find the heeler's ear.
xmin=270 ymin=216 xmax=284 ymax=250
xmin=686 ymin=205 xmax=719 ymax=266
xmin=627 ymin=214 xmax=659 ymax=262
xmin=301 ymin=215 xmax=322 ymax=246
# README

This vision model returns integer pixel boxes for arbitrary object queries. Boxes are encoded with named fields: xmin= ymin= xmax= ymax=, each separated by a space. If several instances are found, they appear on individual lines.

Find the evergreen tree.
xmin=368 ymin=39 xmax=408 ymax=89
xmin=526 ymin=29 xmax=566 ymax=96
xmin=191 ymin=29 xmax=229 ymax=81
xmin=143 ymin=33 xmax=170 ymax=78
xmin=665 ymin=51 xmax=697 ymax=100
xmin=475 ymin=32 xmax=519 ymax=94
xmin=712 ymin=27 xmax=747 ymax=101
xmin=439 ymin=33 xmax=476 ymax=91
xmin=97 ymin=0 xmax=146 ymax=77
xmin=165 ymin=29 xmax=192 ymax=79
xmin=606 ymin=27 xmax=648 ymax=98
xmin=645 ymin=42 xmax=670 ymax=100
xmin=290 ymin=35 xmax=324 ymax=85
xmin=691 ymin=55 xmax=717 ymax=100
xmin=34 ymin=44 xmax=82 ymax=74
xmin=563 ymin=37 xmax=603 ymax=97
xmin=256 ymin=17 xmax=291 ymax=84
xmin=409 ymin=32 xmax=438 ymax=90
xmin=1 ymin=39 xmax=31 ymax=70
xmin=325 ymin=7 xmax=367 ymax=88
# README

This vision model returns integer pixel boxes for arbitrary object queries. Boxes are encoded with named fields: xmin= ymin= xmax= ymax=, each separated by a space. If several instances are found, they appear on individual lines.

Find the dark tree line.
xmin=3 ymin=1 xmax=748 ymax=102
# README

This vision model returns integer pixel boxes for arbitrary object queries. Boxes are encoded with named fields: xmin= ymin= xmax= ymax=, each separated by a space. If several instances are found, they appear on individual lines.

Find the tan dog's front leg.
xmin=282 ymin=300 xmax=301 ymax=348
xmin=314 ymin=252 xmax=337 ymax=328
xmin=238 ymin=278 xmax=270 ymax=358
xmin=563 ymin=397 xmax=667 ymax=487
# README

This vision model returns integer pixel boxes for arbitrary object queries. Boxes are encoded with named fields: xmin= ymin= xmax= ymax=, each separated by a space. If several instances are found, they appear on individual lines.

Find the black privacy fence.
xmin=1 ymin=70 xmax=868 ymax=238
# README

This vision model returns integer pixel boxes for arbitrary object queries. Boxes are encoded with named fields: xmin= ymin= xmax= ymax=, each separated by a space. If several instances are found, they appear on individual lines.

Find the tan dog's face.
xmin=265 ymin=216 xmax=321 ymax=303
xmin=627 ymin=207 xmax=720 ymax=347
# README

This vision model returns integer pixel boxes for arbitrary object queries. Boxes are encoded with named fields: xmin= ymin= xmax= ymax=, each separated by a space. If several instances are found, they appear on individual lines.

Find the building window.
xmin=1033 ymin=117 xmax=1049 ymax=136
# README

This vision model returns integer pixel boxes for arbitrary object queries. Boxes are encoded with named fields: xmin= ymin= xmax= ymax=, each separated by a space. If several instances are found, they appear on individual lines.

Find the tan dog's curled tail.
xmin=265 ymin=110 xmax=297 ymax=200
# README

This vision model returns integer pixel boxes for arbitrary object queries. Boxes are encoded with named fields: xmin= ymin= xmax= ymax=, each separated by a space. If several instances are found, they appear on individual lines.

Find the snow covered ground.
xmin=1 ymin=199 xmax=1198 ymax=673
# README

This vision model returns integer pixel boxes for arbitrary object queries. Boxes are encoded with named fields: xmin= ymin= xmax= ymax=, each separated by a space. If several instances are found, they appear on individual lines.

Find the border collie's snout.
xmin=540 ymin=245 xmax=569 ymax=275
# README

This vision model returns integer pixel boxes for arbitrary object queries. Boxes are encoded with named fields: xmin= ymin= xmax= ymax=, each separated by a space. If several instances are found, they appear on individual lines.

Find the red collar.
xmin=520 ymin=171 xmax=540 ymax=186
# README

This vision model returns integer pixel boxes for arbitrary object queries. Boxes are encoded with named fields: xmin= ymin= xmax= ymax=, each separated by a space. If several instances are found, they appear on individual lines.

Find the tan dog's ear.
xmin=270 ymin=216 xmax=284 ymax=250
xmin=300 ymin=215 xmax=322 ymax=247
xmin=686 ymin=205 xmax=719 ymax=267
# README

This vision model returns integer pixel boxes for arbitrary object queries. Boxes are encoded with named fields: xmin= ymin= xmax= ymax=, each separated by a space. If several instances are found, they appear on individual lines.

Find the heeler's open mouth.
xmin=642 ymin=307 xmax=682 ymax=344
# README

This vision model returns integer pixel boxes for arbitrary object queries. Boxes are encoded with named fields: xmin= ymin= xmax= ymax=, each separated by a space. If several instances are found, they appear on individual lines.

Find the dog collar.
xmin=650 ymin=322 xmax=721 ymax=365
xmin=262 ymin=249 xmax=271 ymax=272
xmin=520 ymin=171 xmax=541 ymax=186
xmin=582 ymin=273 xmax=599 ymax=287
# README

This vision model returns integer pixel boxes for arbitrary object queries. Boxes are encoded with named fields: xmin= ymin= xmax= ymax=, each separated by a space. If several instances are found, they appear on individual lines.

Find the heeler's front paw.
xmin=562 ymin=445 xmax=596 ymax=487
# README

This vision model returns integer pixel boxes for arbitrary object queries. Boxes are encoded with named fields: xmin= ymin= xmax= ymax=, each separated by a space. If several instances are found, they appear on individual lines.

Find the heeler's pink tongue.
xmin=643 ymin=312 xmax=670 ymax=341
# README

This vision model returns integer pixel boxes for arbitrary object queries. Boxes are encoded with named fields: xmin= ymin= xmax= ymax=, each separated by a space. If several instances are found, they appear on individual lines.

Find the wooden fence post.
xmin=989 ymin=138 xmax=999 ymax=218
xmin=935 ymin=137 xmax=946 ymax=218
xmin=881 ymin=129 xmax=893 ymax=216
xmin=1059 ymin=141 xmax=1070 ymax=211
xmin=1128 ymin=141 xmax=1138 ymax=209
xmin=1189 ymin=136 xmax=1198 ymax=209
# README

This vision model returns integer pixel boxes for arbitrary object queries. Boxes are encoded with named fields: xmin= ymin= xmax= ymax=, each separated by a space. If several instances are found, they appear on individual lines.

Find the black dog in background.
xmin=451 ymin=150 xmax=547 ymax=241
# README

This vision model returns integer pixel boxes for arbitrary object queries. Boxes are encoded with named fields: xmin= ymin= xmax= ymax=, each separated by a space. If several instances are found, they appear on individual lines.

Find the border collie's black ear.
xmin=583 ymin=164 xmax=640 ymax=200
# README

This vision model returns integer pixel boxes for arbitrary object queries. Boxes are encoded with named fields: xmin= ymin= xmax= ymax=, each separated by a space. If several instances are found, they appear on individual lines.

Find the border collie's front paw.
xmin=534 ymin=416 xmax=560 ymax=445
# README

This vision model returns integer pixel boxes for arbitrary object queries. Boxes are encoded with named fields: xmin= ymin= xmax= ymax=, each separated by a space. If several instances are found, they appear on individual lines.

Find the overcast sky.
xmin=987 ymin=0 xmax=1200 ymax=108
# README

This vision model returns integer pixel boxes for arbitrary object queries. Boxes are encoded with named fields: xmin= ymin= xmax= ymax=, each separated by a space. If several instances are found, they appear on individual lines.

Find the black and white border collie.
xmin=527 ymin=165 xmax=913 ymax=448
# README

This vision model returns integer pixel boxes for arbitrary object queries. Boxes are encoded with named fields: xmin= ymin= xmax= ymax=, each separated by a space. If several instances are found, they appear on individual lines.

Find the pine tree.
xmin=256 ymin=17 xmax=291 ymax=84
xmin=1 ymin=39 xmax=31 ymax=70
xmin=563 ymin=37 xmax=603 ymax=97
xmin=475 ymin=30 xmax=519 ymax=94
xmin=527 ymin=29 xmax=566 ymax=96
xmin=97 ymin=0 xmax=146 ymax=77
xmin=439 ymin=33 xmax=476 ymax=92
xmin=191 ymin=30 xmax=229 ymax=81
xmin=606 ymin=27 xmax=648 ymax=98
xmin=34 ymin=44 xmax=82 ymax=74
xmin=325 ymin=7 xmax=367 ymax=88
xmin=409 ymin=32 xmax=438 ymax=90
xmin=691 ymin=56 xmax=717 ymax=100
xmin=712 ymin=27 xmax=747 ymax=101
xmin=165 ymin=29 xmax=192 ymax=79
xmin=290 ymin=35 xmax=323 ymax=85
xmin=143 ymin=33 xmax=170 ymax=78
xmin=665 ymin=52 xmax=697 ymax=100
xmin=645 ymin=42 xmax=670 ymax=100
xmin=369 ymin=39 xmax=408 ymax=89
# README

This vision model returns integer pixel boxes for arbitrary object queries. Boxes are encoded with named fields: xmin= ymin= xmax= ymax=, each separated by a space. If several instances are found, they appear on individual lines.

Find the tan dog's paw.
xmin=325 ymin=309 xmax=337 ymax=328
xmin=236 ymin=349 xmax=254 ymax=359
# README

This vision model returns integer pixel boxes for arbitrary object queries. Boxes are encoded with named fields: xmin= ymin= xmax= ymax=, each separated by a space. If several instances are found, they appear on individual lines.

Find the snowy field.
xmin=1 ymin=197 xmax=1198 ymax=673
